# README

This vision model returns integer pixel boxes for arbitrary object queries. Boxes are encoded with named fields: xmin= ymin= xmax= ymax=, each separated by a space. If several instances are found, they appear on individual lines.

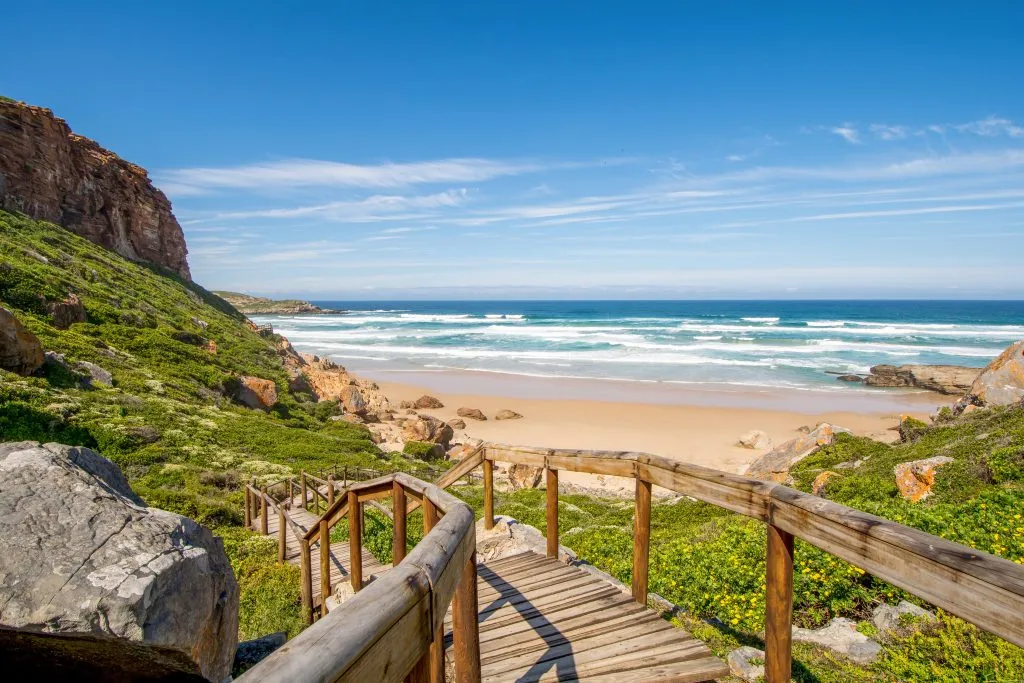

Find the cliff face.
xmin=0 ymin=100 xmax=190 ymax=279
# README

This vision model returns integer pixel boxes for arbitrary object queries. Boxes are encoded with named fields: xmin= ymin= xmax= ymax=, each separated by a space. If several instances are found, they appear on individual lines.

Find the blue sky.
xmin=4 ymin=2 xmax=1024 ymax=299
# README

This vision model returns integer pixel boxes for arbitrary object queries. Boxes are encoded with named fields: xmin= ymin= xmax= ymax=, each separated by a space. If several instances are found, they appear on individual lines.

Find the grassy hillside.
xmin=442 ymin=405 xmax=1024 ymax=680
xmin=0 ymin=210 xmax=391 ymax=525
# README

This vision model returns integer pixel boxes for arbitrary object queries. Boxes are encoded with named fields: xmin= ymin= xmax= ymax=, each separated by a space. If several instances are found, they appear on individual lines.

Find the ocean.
xmin=253 ymin=301 xmax=1024 ymax=394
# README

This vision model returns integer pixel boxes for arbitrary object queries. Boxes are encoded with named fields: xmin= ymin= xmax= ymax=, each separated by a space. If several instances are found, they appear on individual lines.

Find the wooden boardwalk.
xmin=446 ymin=552 xmax=728 ymax=682
xmin=261 ymin=487 xmax=727 ymax=681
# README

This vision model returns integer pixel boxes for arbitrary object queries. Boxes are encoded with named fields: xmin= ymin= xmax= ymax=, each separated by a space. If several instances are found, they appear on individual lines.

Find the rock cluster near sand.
xmin=864 ymin=364 xmax=979 ymax=395
xmin=745 ymin=423 xmax=850 ymax=481
xmin=0 ymin=441 xmax=238 ymax=681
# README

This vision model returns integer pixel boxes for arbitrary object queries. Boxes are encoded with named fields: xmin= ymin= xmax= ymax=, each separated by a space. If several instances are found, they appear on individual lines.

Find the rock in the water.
xmin=412 ymin=395 xmax=444 ymax=409
xmin=0 ymin=306 xmax=44 ymax=376
xmin=0 ymin=442 xmax=238 ymax=680
xmin=233 ymin=632 xmax=287 ymax=676
xmin=745 ymin=423 xmax=850 ymax=480
xmin=75 ymin=360 xmax=113 ymax=388
xmin=402 ymin=415 xmax=454 ymax=448
xmin=457 ymin=407 xmax=488 ymax=421
xmin=737 ymin=430 xmax=772 ymax=450
xmin=46 ymin=293 xmax=88 ymax=329
xmin=872 ymin=600 xmax=936 ymax=635
xmin=448 ymin=418 xmax=467 ymax=430
xmin=836 ymin=374 xmax=866 ymax=383
xmin=956 ymin=340 xmax=1024 ymax=411
xmin=232 ymin=376 xmax=279 ymax=410
xmin=894 ymin=456 xmax=953 ymax=502
xmin=812 ymin=471 xmax=839 ymax=497
xmin=727 ymin=646 xmax=766 ymax=682
xmin=865 ymin=364 xmax=979 ymax=395
xmin=495 ymin=409 xmax=523 ymax=420
xmin=792 ymin=617 xmax=881 ymax=664
xmin=507 ymin=463 xmax=544 ymax=490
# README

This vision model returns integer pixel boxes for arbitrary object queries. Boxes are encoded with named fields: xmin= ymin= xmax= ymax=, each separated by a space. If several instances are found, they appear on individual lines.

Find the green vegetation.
xmin=444 ymin=404 xmax=1024 ymax=680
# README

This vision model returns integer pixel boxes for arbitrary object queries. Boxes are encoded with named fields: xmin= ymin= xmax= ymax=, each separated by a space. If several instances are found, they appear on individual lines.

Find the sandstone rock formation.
xmin=745 ymin=423 xmax=850 ymax=481
xmin=232 ymin=376 xmax=278 ymax=410
xmin=956 ymin=339 xmax=1024 ymax=411
xmin=412 ymin=395 xmax=444 ymax=409
xmin=46 ymin=293 xmax=87 ymax=329
xmin=812 ymin=470 xmax=839 ymax=497
xmin=290 ymin=352 xmax=393 ymax=421
xmin=401 ymin=415 xmax=454 ymax=448
xmin=737 ymin=429 xmax=771 ymax=450
xmin=495 ymin=409 xmax=523 ymax=420
xmin=865 ymin=364 xmax=979 ymax=395
xmin=507 ymin=463 xmax=544 ymax=490
xmin=0 ymin=100 xmax=190 ymax=279
xmin=0 ymin=442 xmax=238 ymax=680
xmin=0 ymin=306 xmax=44 ymax=375
xmin=894 ymin=456 xmax=953 ymax=502
xmin=448 ymin=418 xmax=467 ymax=430
xmin=457 ymin=407 xmax=488 ymax=421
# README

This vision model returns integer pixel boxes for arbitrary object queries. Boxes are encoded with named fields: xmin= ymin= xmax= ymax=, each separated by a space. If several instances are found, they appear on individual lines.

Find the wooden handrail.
xmin=480 ymin=442 xmax=1024 ymax=681
xmin=239 ymin=471 xmax=480 ymax=683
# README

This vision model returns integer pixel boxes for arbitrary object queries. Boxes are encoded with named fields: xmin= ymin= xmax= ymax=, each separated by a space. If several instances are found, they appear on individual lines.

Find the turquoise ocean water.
xmin=253 ymin=301 xmax=1024 ymax=393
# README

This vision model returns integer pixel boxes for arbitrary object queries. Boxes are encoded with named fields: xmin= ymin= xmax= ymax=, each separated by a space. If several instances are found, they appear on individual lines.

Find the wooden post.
xmin=429 ymin=622 xmax=444 ymax=683
xmin=546 ymin=467 xmax=559 ymax=559
xmin=632 ymin=478 xmax=651 ymax=604
xmin=260 ymin=487 xmax=269 ymax=535
xmin=424 ymin=497 xmax=438 ymax=532
xmin=320 ymin=520 xmax=331 ymax=611
xmin=327 ymin=475 xmax=335 ymax=506
xmin=288 ymin=477 xmax=294 ymax=504
xmin=349 ymin=490 xmax=362 ymax=592
xmin=483 ymin=459 xmax=494 ymax=531
xmin=765 ymin=524 xmax=795 ymax=683
xmin=343 ymin=465 xmax=348 ymax=487
xmin=301 ymin=472 xmax=308 ymax=511
xmin=300 ymin=537 xmax=313 ymax=625
xmin=452 ymin=551 xmax=482 ymax=683
xmin=244 ymin=486 xmax=252 ymax=528
xmin=278 ymin=508 xmax=287 ymax=564
xmin=393 ymin=480 xmax=407 ymax=564
xmin=406 ymin=655 xmax=429 ymax=683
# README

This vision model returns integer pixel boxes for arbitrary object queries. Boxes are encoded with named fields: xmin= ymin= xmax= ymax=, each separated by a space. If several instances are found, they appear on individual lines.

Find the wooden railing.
xmin=478 ymin=443 xmax=1024 ymax=682
xmin=239 ymin=470 xmax=481 ymax=683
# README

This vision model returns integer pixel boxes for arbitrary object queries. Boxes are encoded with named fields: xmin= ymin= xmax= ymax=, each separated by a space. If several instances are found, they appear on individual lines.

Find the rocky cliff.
xmin=0 ymin=99 xmax=190 ymax=279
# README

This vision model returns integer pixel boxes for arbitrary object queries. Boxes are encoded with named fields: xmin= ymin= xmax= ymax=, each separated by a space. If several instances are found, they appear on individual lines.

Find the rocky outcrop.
xmin=475 ymin=515 xmax=577 ymax=565
xmin=894 ymin=456 xmax=953 ymax=502
xmin=727 ymin=646 xmax=765 ymax=681
xmin=213 ymin=291 xmax=340 ymax=315
xmin=865 ymin=364 xmax=979 ymax=395
xmin=812 ymin=471 xmax=839 ymax=497
xmin=792 ymin=617 xmax=881 ymax=664
xmin=46 ymin=293 xmax=87 ymax=329
xmin=294 ymin=352 xmax=393 ymax=421
xmin=0 ymin=442 xmax=238 ymax=680
xmin=872 ymin=600 xmax=935 ymax=635
xmin=0 ymin=306 xmax=44 ymax=375
xmin=745 ymin=423 xmax=850 ymax=481
xmin=507 ymin=463 xmax=544 ymax=490
xmin=401 ymin=415 xmax=454 ymax=448
xmin=495 ymin=409 xmax=523 ymax=420
xmin=956 ymin=340 xmax=1024 ymax=411
xmin=232 ymin=376 xmax=278 ymax=410
xmin=411 ymin=395 xmax=444 ymax=409
xmin=457 ymin=407 xmax=487 ymax=421
xmin=448 ymin=418 xmax=467 ymax=430
xmin=0 ymin=100 xmax=190 ymax=279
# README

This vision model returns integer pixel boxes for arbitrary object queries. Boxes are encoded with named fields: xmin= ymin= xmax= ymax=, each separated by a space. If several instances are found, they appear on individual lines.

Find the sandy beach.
xmin=370 ymin=370 xmax=953 ymax=495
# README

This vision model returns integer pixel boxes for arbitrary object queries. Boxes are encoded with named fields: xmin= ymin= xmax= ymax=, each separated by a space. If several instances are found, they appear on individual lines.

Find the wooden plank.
xmin=476 ymin=567 xmax=591 ymax=602
xmin=483 ymin=459 xmax=494 ymax=531
xmin=320 ymin=520 xmax=331 ymax=608
xmin=473 ymin=586 xmax=623 ymax=632
xmin=546 ymin=468 xmax=558 ymax=558
xmin=236 ymin=564 xmax=433 ymax=683
xmin=394 ymin=481 xmax=407 ymax=565
xmin=348 ymin=491 xmax=362 ymax=592
xmin=765 ymin=524 xmax=794 ymax=683
xmin=577 ymin=657 xmax=730 ymax=683
xmin=632 ymin=477 xmax=651 ymax=604
xmin=476 ymin=575 xmax=604 ymax=614
xmin=635 ymin=459 xmax=773 ymax=521
xmin=452 ymin=552 xmax=482 ymax=683
xmin=478 ymin=599 xmax=648 ymax=647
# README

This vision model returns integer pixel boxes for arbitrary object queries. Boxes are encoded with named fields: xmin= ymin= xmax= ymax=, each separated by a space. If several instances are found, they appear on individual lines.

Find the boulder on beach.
xmin=745 ymin=423 xmax=850 ymax=480
xmin=495 ymin=409 xmax=523 ymax=421
xmin=956 ymin=339 xmax=1024 ymax=412
xmin=448 ymin=417 xmax=467 ymax=430
xmin=457 ymin=407 xmax=488 ymax=421
xmin=736 ymin=430 xmax=771 ymax=450
xmin=865 ymin=364 xmax=979 ymax=395
xmin=412 ymin=395 xmax=444 ymax=409
xmin=0 ymin=442 xmax=239 ymax=681
xmin=402 ymin=414 xmax=454 ymax=448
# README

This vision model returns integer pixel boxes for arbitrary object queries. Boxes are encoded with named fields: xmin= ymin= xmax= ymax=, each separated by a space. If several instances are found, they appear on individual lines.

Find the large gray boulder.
xmin=957 ymin=339 xmax=1024 ymax=412
xmin=0 ymin=442 xmax=239 ymax=681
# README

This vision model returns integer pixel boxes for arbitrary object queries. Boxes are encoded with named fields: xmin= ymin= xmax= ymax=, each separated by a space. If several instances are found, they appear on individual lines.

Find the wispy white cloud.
xmin=869 ymin=124 xmax=908 ymax=141
xmin=209 ymin=189 xmax=469 ymax=222
xmin=831 ymin=124 xmax=861 ymax=144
